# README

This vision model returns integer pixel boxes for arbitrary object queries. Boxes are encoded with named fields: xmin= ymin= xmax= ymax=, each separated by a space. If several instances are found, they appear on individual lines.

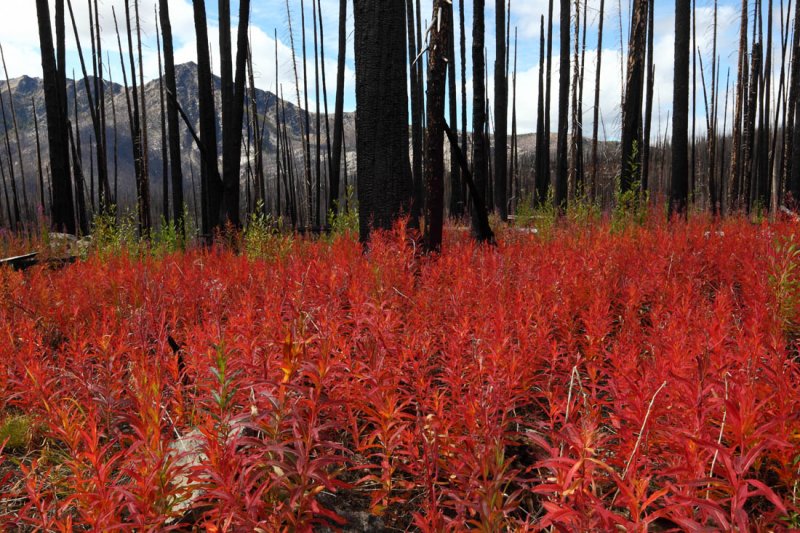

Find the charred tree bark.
xmin=555 ymin=0 xmax=570 ymax=210
xmin=92 ymin=0 xmax=108 ymax=212
xmin=472 ymin=0 xmax=489 ymax=231
xmin=330 ymin=0 xmax=347 ymax=215
xmin=424 ymin=0 xmax=451 ymax=252
xmin=285 ymin=0 xmax=310 ymax=226
xmin=317 ymin=0 xmax=333 ymax=222
xmin=247 ymin=43 xmax=264 ymax=214
xmin=730 ymin=0 xmax=749 ymax=209
xmin=642 ymin=1 xmax=655 ymax=194
xmin=32 ymin=98 xmax=46 ymax=215
xmin=134 ymin=0 xmax=150 ymax=229
xmin=193 ymin=0 xmax=223 ymax=234
xmin=459 ymin=0 xmax=468 ymax=210
xmin=300 ymin=0 xmax=313 ymax=226
xmin=619 ymin=0 xmax=648 ymax=194
xmin=545 ymin=0 xmax=554 ymax=196
xmin=312 ymin=0 xmax=322 ymax=224
xmin=275 ymin=31 xmax=282 ymax=216
xmin=447 ymin=3 xmax=462 ymax=218
xmin=536 ymin=16 xmax=548 ymax=206
xmin=122 ymin=0 xmax=150 ymax=234
xmin=591 ymin=0 xmax=605 ymax=202
xmin=575 ymin=0 xmax=588 ymax=196
xmin=155 ymin=13 xmax=169 ymax=224
xmin=353 ymin=0 xmax=413 ymax=243
xmin=670 ymin=0 xmax=691 ymax=217
xmin=219 ymin=0 xmax=250 ymax=227
xmin=36 ymin=0 xmax=75 ymax=233
xmin=787 ymin=0 xmax=800 ymax=200
xmin=445 ymin=120 xmax=494 ymax=243
xmin=406 ymin=0 xmax=424 ymax=227
xmin=0 ymin=46 xmax=30 ymax=221
xmin=510 ymin=27 xmax=519 ymax=206
xmin=0 ymin=92 xmax=20 ymax=228
xmin=494 ymin=0 xmax=508 ymax=220
xmin=159 ymin=0 xmax=184 ymax=231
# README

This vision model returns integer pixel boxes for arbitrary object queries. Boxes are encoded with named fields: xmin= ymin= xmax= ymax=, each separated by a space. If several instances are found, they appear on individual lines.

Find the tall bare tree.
xmin=494 ymin=0 xmax=508 ymax=220
xmin=36 ymin=0 xmax=75 ymax=233
xmin=330 ymin=0 xmax=347 ymax=216
xmin=353 ymin=0 xmax=413 ymax=242
xmin=0 ymin=45 xmax=30 ymax=221
xmin=536 ymin=15 xmax=548 ymax=205
xmin=405 ymin=0 xmax=423 ymax=226
xmin=670 ymin=0 xmax=691 ymax=216
xmin=424 ymin=0 xmax=452 ymax=251
xmin=730 ymin=0 xmax=749 ymax=209
xmin=472 ymin=0 xmax=489 ymax=233
xmin=619 ymin=0 xmax=648 ymax=194
xmin=193 ymin=0 xmax=223 ymax=234
xmin=447 ymin=2 xmax=462 ymax=218
xmin=790 ymin=0 xmax=800 ymax=200
xmin=555 ymin=0 xmax=570 ymax=210
xmin=641 ymin=0 xmax=655 ymax=194
xmin=159 ymin=0 xmax=184 ymax=230
xmin=591 ymin=0 xmax=605 ymax=201
xmin=219 ymin=0 xmax=251 ymax=227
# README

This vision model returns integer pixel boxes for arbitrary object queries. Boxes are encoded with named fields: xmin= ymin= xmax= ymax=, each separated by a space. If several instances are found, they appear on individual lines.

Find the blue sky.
xmin=0 ymin=1 xmax=776 ymax=137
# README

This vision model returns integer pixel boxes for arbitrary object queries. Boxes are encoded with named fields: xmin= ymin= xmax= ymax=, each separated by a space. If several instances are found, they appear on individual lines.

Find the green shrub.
xmin=243 ymin=205 xmax=293 ymax=260
xmin=769 ymin=233 xmax=800 ymax=338
xmin=327 ymin=185 xmax=359 ymax=240
xmin=0 ymin=414 xmax=32 ymax=452
xmin=91 ymin=208 xmax=139 ymax=257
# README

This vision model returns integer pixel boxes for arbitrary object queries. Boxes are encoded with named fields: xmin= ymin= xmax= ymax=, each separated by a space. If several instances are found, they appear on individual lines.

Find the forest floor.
xmin=1 ymin=216 xmax=799 ymax=530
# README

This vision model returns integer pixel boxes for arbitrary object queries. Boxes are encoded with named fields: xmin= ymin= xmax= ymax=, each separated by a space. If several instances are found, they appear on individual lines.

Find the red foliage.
xmin=1 ymin=218 xmax=799 ymax=530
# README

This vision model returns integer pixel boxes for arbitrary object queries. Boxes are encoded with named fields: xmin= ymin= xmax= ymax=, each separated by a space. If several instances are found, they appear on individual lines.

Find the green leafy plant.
xmin=327 ymin=185 xmax=359 ymax=240
xmin=243 ymin=203 xmax=293 ymax=260
xmin=0 ymin=413 xmax=33 ymax=451
xmin=90 ymin=208 xmax=139 ymax=257
xmin=150 ymin=216 xmax=187 ymax=256
xmin=612 ymin=142 xmax=649 ymax=232
xmin=769 ymin=233 xmax=800 ymax=337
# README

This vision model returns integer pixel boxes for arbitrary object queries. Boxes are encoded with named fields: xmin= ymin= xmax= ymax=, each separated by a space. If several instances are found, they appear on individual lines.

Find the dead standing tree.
xmin=472 ymin=0 xmax=489 ymax=236
xmin=36 ymin=0 xmax=75 ymax=234
xmin=424 ymin=0 xmax=452 ymax=252
xmin=555 ymin=0 xmax=570 ymax=211
xmin=159 ymin=0 xmax=184 ymax=231
xmin=670 ymin=0 xmax=691 ymax=217
xmin=494 ymin=0 xmax=508 ymax=220
xmin=219 ymin=0 xmax=251 ymax=227
xmin=353 ymin=0 xmax=414 ymax=243
xmin=619 ymin=0 xmax=648 ymax=195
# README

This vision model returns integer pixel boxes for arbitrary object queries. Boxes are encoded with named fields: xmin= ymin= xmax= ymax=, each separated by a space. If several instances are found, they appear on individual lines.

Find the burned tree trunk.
xmin=472 ymin=0 xmax=489 ymax=232
xmin=447 ymin=3 xmax=462 ymax=218
xmin=494 ymin=0 xmax=508 ymax=220
xmin=670 ymin=0 xmax=691 ymax=217
xmin=353 ymin=0 xmax=413 ymax=242
xmin=36 ymin=0 xmax=75 ymax=233
xmin=159 ymin=0 xmax=184 ymax=231
xmin=406 ymin=0 xmax=424 ymax=227
xmin=536 ymin=16 xmax=548 ymax=206
xmin=424 ymin=0 xmax=451 ymax=251
xmin=330 ymin=0 xmax=347 ymax=215
xmin=619 ymin=0 xmax=648 ymax=195
xmin=193 ymin=0 xmax=223 ymax=234
xmin=555 ymin=0 xmax=570 ymax=210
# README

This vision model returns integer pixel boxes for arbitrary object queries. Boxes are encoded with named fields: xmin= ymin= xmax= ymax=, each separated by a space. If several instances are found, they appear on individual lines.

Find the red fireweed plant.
xmin=0 ymin=217 xmax=798 ymax=530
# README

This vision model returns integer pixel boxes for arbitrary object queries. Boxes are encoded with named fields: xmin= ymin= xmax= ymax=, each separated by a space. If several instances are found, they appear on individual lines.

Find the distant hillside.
xmin=1 ymin=62 xmax=356 ymax=215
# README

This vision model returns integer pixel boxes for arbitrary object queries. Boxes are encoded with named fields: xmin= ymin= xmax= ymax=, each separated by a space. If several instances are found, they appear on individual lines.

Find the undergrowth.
xmin=0 ymin=217 xmax=798 ymax=530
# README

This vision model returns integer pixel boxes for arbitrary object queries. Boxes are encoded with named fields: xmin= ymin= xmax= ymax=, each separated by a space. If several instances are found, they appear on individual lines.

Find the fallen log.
xmin=0 ymin=252 xmax=77 ymax=271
